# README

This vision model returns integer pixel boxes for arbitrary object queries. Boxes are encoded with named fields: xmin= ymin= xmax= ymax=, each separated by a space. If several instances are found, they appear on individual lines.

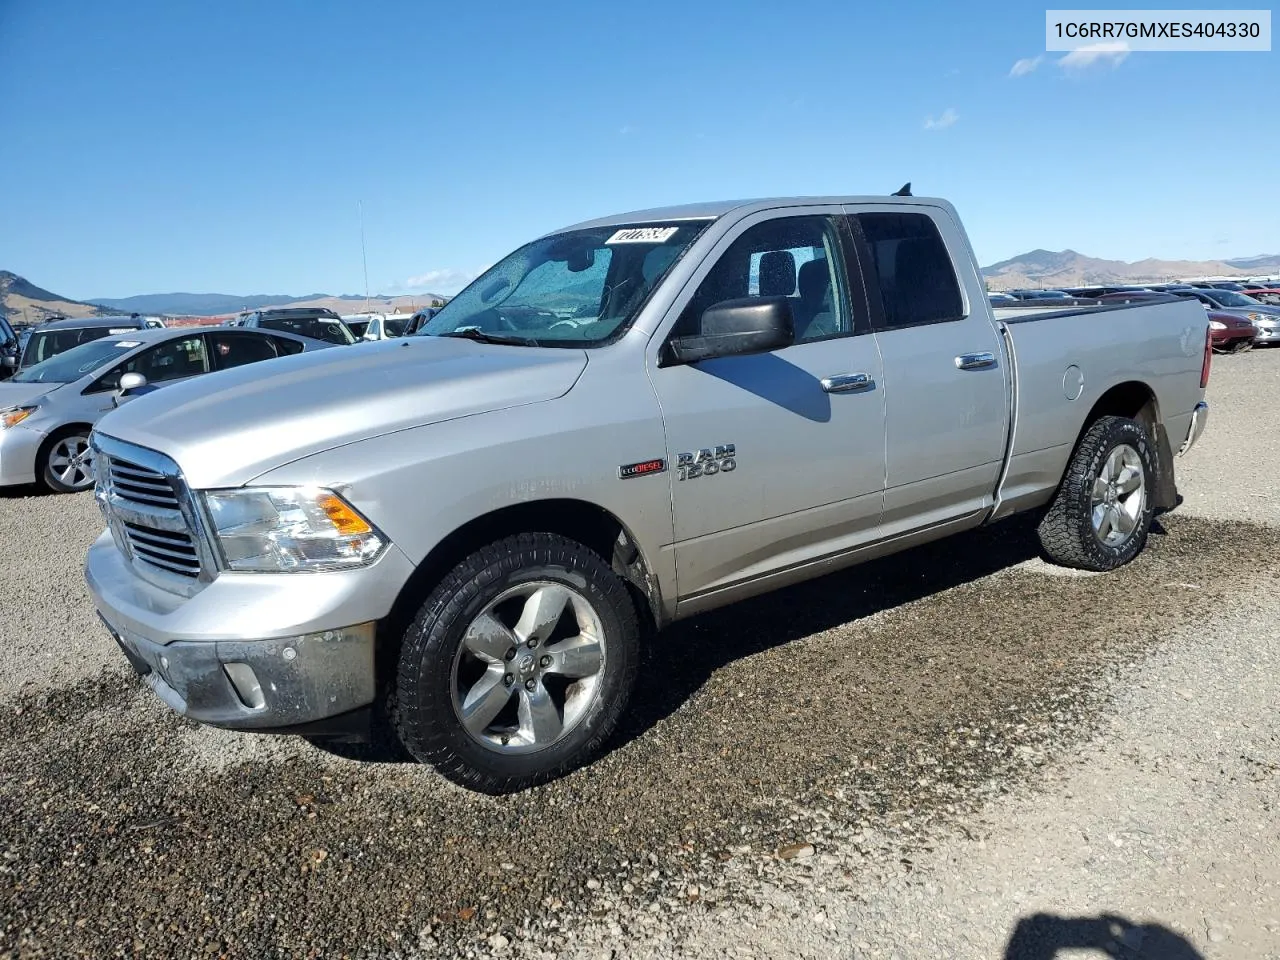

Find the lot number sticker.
xmin=606 ymin=227 xmax=680 ymax=244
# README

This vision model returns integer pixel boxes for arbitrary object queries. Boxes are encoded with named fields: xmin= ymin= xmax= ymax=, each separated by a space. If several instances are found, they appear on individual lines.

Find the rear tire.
xmin=1037 ymin=416 xmax=1156 ymax=572
xmin=394 ymin=532 xmax=640 ymax=793
xmin=39 ymin=428 xmax=96 ymax=493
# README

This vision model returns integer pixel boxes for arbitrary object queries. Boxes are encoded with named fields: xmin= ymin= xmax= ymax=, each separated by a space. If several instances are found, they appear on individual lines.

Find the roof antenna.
xmin=892 ymin=182 xmax=912 ymax=197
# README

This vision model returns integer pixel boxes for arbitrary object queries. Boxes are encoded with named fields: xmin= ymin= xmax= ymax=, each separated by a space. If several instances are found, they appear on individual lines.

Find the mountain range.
xmin=982 ymin=250 xmax=1280 ymax=290
xmin=4 ymin=249 xmax=1279 ymax=322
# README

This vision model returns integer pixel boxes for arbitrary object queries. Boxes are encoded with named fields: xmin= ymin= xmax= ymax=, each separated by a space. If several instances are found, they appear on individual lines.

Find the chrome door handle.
xmin=820 ymin=373 xmax=875 ymax=394
xmin=955 ymin=352 xmax=997 ymax=370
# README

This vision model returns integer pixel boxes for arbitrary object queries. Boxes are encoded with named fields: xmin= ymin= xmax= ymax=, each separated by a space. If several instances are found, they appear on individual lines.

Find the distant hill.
xmin=982 ymin=249 xmax=1280 ymax=290
xmin=90 ymin=291 xmax=448 ymax=316
xmin=0 ymin=270 xmax=110 ymax=323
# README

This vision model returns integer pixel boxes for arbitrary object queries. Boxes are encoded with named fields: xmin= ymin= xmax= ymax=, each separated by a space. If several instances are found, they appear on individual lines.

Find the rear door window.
xmin=208 ymin=331 xmax=280 ymax=371
xmin=852 ymin=212 xmax=964 ymax=329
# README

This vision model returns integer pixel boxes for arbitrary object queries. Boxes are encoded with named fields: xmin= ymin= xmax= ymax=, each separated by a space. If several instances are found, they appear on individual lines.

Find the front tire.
xmin=394 ymin=533 xmax=640 ymax=793
xmin=40 ymin=429 xmax=96 ymax=493
xmin=1037 ymin=416 xmax=1156 ymax=572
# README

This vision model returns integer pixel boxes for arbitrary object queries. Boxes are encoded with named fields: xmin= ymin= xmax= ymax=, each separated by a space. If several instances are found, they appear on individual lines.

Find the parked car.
xmin=1067 ymin=285 xmax=1150 ymax=298
xmin=237 ymin=307 xmax=356 ymax=345
xmin=87 ymin=193 xmax=1210 ymax=793
xmin=1010 ymin=289 xmax=1073 ymax=299
xmin=361 ymin=314 xmax=410 ymax=341
xmin=1179 ymin=288 xmax=1280 ymax=345
xmin=1202 ymin=281 xmax=1246 ymax=291
xmin=17 ymin=316 xmax=157 ymax=372
xmin=402 ymin=307 xmax=439 ymax=336
xmin=1244 ymin=288 xmax=1280 ymax=307
xmin=1204 ymin=310 xmax=1257 ymax=352
xmin=342 ymin=317 xmax=371 ymax=339
xmin=0 ymin=327 xmax=331 ymax=492
xmin=987 ymin=292 xmax=1018 ymax=305
xmin=0 ymin=314 xmax=18 ymax=381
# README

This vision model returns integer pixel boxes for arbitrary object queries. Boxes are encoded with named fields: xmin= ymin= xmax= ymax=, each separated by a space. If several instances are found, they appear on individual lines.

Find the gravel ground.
xmin=2 ymin=350 xmax=1278 ymax=959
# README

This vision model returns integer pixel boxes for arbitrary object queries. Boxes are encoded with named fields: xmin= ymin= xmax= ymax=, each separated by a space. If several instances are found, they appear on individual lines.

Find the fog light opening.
xmin=222 ymin=663 xmax=266 ymax=710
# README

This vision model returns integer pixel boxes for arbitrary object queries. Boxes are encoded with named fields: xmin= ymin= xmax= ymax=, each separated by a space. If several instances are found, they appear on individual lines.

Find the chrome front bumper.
xmin=1178 ymin=401 xmax=1209 ymax=457
xmin=86 ymin=530 xmax=416 ymax=730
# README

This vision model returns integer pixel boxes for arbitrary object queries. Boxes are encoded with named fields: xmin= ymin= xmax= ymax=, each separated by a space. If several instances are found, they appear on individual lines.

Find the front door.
xmin=647 ymin=211 xmax=888 ymax=599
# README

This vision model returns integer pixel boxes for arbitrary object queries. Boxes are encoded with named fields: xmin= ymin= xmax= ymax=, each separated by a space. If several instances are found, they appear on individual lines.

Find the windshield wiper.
xmin=436 ymin=327 xmax=539 ymax=347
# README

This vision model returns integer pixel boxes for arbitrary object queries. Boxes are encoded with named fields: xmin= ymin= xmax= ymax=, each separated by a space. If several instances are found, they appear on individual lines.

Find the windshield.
xmin=420 ymin=221 xmax=710 ymax=346
xmin=258 ymin=316 xmax=354 ymax=345
xmin=19 ymin=325 xmax=137 ymax=367
xmin=1205 ymin=290 xmax=1262 ymax=307
xmin=13 ymin=336 xmax=140 ymax=383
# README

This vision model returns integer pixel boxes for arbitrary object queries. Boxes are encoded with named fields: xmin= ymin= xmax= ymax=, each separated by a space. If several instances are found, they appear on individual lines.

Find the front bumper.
xmin=0 ymin=424 xmax=42 ymax=486
xmin=86 ymin=530 xmax=416 ymax=730
xmin=1254 ymin=325 xmax=1280 ymax=343
xmin=1178 ymin=401 xmax=1209 ymax=457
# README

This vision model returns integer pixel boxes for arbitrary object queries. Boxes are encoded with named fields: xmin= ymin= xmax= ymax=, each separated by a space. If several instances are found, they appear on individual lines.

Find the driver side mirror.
xmin=661 ymin=297 xmax=795 ymax=366
xmin=1 ymin=354 xmax=15 ymax=369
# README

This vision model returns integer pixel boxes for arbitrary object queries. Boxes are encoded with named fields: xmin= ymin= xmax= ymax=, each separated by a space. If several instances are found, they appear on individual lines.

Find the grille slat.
xmin=101 ymin=450 xmax=202 ymax=581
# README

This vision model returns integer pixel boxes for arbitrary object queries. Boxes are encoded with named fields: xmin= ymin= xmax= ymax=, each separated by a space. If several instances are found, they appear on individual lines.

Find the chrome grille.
xmin=93 ymin=434 xmax=214 ymax=595
xmin=121 ymin=522 xmax=201 ymax=578
xmin=107 ymin=460 xmax=181 ymax=509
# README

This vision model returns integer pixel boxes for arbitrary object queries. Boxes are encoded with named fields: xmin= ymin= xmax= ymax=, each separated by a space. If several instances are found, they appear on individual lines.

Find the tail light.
xmin=1200 ymin=324 xmax=1212 ymax=388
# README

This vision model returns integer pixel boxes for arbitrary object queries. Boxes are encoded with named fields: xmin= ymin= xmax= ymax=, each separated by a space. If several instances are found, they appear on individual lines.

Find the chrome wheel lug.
xmin=526 ymin=638 xmax=538 ymax=648
xmin=524 ymin=679 xmax=536 ymax=692
xmin=539 ymin=655 xmax=551 ymax=668
xmin=504 ymin=648 xmax=516 ymax=662
xmin=503 ymin=673 xmax=513 ymax=686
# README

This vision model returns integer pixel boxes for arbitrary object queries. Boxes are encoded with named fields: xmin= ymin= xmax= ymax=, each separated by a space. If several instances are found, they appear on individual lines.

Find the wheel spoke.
xmin=50 ymin=455 xmax=71 ymax=470
xmin=1104 ymin=449 xmax=1123 ymax=483
xmin=1114 ymin=502 xmax=1138 ymax=536
xmin=463 ymin=612 xmax=517 ymax=663
xmin=513 ymin=585 xmax=570 ymax=647
xmin=1115 ymin=465 xmax=1142 ymax=495
xmin=58 ymin=464 xmax=77 ymax=484
xmin=1096 ymin=507 xmax=1114 ymax=541
xmin=1091 ymin=503 xmax=1109 ymax=533
xmin=1092 ymin=476 xmax=1110 ymax=501
xmin=460 ymin=667 xmax=514 ymax=734
xmin=543 ymin=634 xmax=603 ymax=679
xmin=518 ymin=682 xmax=562 ymax=744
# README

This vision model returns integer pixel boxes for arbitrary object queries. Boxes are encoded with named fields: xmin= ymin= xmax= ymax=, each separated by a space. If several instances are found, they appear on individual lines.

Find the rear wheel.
xmin=1038 ymin=416 xmax=1156 ymax=572
xmin=394 ymin=533 xmax=640 ymax=793
xmin=40 ymin=429 xmax=96 ymax=493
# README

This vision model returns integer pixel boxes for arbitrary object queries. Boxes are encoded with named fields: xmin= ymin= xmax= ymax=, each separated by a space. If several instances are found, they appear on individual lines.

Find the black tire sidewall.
xmin=40 ymin=429 xmax=93 ymax=494
xmin=1066 ymin=417 xmax=1157 ymax=569
xmin=396 ymin=535 xmax=639 ymax=792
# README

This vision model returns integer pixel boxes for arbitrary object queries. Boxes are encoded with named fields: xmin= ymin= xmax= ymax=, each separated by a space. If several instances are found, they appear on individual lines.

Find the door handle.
xmin=954 ymin=352 xmax=997 ymax=370
xmin=820 ymin=373 xmax=875 ymax=394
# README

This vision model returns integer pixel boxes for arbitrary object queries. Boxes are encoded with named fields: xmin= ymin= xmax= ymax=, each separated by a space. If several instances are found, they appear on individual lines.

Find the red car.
xmin=1245 ymin=288 xmax=1280 ymax=307
xmin=1206 ymin=309 xmax=1257 ymax=352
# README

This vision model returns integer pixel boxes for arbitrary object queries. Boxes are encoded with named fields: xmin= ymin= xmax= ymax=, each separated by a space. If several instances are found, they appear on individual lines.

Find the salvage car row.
xmin=989 ymin=282 xmax=1280 ymax=351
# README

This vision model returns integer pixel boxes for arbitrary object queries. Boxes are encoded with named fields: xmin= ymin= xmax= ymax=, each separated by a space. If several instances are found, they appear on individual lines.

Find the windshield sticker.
xmin=606 ymin=227 xmax=680 ymax=245
xmin=114 ymin=341 xmax=141 ymax=348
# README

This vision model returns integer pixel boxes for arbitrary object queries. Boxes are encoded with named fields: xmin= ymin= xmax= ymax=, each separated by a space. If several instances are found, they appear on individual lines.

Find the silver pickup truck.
xmin=85 ymin=195 xmax=1211 ymax=793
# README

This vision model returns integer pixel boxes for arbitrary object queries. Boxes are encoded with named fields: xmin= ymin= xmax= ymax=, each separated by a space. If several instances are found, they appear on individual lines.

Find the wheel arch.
xmin=1074 ymin=380 xmax=1176 ymax=511
xmin=380 ymin=499 xmax=663 ymax=673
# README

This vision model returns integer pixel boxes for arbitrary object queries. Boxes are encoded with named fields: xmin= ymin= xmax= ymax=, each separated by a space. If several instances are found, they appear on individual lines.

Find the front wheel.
xmin=394 ymin=533 xmax=640 ymax=793
xmin=1037 ymin=415 xmax=1156 ymax=572
xmin=40 ymin=429 xmax=96 ymax=493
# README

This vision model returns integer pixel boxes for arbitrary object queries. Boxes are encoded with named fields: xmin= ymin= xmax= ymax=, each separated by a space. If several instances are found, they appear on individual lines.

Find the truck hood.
xmin=95 ymin=337 xmax=588 ymax=488
xmin=0 ymin=380 xmax=61 ymax=409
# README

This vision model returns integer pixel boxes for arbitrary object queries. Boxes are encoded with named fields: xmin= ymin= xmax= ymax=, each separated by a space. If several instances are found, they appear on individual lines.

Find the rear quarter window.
xmin=855 ymin=212 xmax=964 ymax=329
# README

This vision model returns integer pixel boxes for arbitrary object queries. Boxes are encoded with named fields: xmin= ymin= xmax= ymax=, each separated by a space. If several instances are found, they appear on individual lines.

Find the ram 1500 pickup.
xmin=85 ymin=195 xmax=1212 ymax=793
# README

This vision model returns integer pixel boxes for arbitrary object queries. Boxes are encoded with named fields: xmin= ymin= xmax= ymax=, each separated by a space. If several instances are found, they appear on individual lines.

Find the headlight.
xmin=1208 ymin=320 xmax=1226 ymax=330
xmin=1 ymin=406 xmax=36 ymax=429
xmin=202 ymin=487 xmax=386 ymax=572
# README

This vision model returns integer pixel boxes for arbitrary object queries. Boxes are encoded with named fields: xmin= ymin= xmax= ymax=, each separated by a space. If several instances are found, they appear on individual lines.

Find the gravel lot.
xmin=2 ymin=350 xmax=1279 ymax=959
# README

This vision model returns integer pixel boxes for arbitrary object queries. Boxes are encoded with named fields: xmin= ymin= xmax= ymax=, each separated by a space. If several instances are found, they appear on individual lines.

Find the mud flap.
xmin=1153 ymin=423 xmax=1178 ymax=513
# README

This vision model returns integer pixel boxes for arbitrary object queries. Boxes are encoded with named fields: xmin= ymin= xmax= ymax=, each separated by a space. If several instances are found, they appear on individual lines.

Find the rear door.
xmin=844 ymin=205 xmax=1009 ymax=534
xmin=647 ymin=209 xmax=887 ymax=599
xmin=206 ymin=330 xmax=282 ymax=371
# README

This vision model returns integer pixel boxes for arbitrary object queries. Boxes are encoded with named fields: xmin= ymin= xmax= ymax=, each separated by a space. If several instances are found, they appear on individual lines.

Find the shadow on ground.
xmin=1005 ymin=912 xmax=1204 ymax=959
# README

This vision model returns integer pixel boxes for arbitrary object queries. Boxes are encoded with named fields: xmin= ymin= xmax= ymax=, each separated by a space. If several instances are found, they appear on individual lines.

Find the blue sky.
xmin=1 ymin=0 xmax=1276 ymax=299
